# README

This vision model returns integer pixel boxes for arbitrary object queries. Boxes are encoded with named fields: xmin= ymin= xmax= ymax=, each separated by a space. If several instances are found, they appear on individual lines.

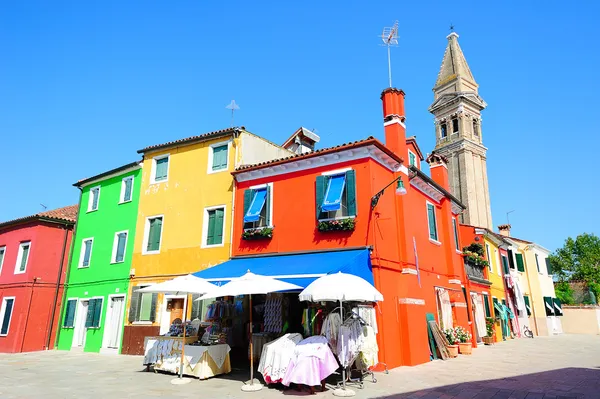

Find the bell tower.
xmin=429 ymin=32 xmax=492 ymax=229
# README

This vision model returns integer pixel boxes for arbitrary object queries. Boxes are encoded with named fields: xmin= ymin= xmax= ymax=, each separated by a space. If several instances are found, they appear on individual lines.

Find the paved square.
xmin=0 ymin=335 xmax=598 ymax=398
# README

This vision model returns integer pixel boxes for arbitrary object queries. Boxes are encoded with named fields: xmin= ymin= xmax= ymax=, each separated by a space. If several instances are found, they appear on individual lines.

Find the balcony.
xmin=464 ymin=260 xmax=492 ymax=286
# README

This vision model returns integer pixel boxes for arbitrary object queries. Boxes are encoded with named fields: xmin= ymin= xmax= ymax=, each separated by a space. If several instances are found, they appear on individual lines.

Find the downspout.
xmin=51 ymin=187 xmax=82 ymax=348
xmin=523 ymin=247 xmax=540 ymax=336
xmin=21 ymin=277 xmax=38 ymax=352
xmin=45 ymin=223 xmax=71 ymax=350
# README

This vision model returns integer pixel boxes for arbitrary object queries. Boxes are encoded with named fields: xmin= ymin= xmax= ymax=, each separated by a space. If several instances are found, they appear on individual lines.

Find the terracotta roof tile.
xmin=0 ymin=205 xmax=78 ymax=230
xmin=137 ymin=127 xmax=241 ymax=154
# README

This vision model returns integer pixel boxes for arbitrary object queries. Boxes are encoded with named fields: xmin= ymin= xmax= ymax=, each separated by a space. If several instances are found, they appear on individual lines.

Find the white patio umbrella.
xmin=299 ymin=272 xmax=383 ymax=397
xmin=199 ymin=270 xmax=302 ymax=392
xmin=138 ymin=274 xmax=216 ymax=384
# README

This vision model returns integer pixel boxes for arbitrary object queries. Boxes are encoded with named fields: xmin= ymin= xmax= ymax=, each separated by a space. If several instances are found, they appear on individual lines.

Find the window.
xmin=523 ymin=296 xmax=532 ymax=316
xmin=85 ymin=298 xmax=103 ymax=328
xmin=0 ymin=246 xmax=5 ymax=274
xmin=543 ymin=296 xmax=554 ymax=316
xmin=426 ymin=203 xmax=438 ymax=242
xmin=440 ymin=123 xmax=447 ymax=138
xmin=485 ymin=244 xmax=492 ymax=272
xmin=501 ymin=255 xmax=509 ymax=275
xmin=473 ymin=119 xmax=479 ymax=136
xmin=553 ymin=298 xmax=563 ymax=316
xmin=515 ymin=253 xmax=525 ymax=272
xmin=120 ymin=176 xmax=134 ymax=203
xmin=534 ymin=254 xmax=540 ymax=273
xmin=482 ymin=293 xmax=491 ymax=318
xmin=316 ymin=170 xmax=357 ymax=220
xmin=63 ymin=299 xmax=77 ymax=328
xmin=210 ymin=143 xmax=229 ymax=172
xmin=129 ymin=286 xmax=156 ymax=323
xmin=243 ymin=186 xmax=271 ymax=229
xmin=492 ymin=297 xmax=500 ymax=318
xmin=452 ymin=218 xmax=460 ymax=251
xmin=151 ymin=155 xmax=169 ymax=184
xmin=0 ymin=297 xmax=15 ymax=336
xmin=14 ymin=241 xmax=31 ymax=274
xmin=408 ymin=151 xmax=417 ymax=167
xmin=204 ymin=207 xmax=225 ymax=247
xmin=545 ymin=257 xmax=553 ymax=275
xmin=144 ymin=216 xmax=163 ymax=254
xmin=79 ymin=238 xmax=93 ymax=268
xmin=88 ymin=186 xmax=100 ymax=212
xmin=452 ymin=118 xmax=459 ymax=133
xmin=507 ymin=249 xmax=516 ymax=269
xmin=111 ymin=231 xmax=128 ymax=263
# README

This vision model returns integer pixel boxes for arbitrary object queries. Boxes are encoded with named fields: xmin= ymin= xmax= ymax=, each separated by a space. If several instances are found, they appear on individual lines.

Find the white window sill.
xmin=132 ymin=321 xmax=153 ymax=325
xmin=86 ymin=209 xmax=98 ymax=214
xmin=119 ymin=200 xmax=132 ymax=205
xmin=456 ymin=250 xmax=462 ymax=255
xmin=429 ymin=239 xmax=442 ymax=246
xmin=0 ymin=333 xmax=8 ymax=337
xmin=201 ymin=243 xmax=224 ymax=249
xmin=142 ymin=250 xmax=160 ymax=256
xmin=243 ymin=226 xmax=273 ymax=232
xmin=62 ymin=327 xmax=75 ymax=329
xmin=150 ymin=179 xmax=168 ymax=185
xmin=110 ymin=261 xmax=125 ymax=265
xmin=14 ymin=270 xmax=26 ymax=275
xmin=207 ymin=167 xmax=229 ymax=175
xmin=78 ymin=265 xmax=90 ymax=269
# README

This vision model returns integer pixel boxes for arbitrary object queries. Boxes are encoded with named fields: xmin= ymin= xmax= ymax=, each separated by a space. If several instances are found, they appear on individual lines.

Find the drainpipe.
xmin=45 ymin=223 xmax=71 ymax=350
xmin=51 ymin=188 xmax=82 ymax=348
xmin=522 ymin=248 xmax=541 ymax=336
xmin=21 ymin=277 xmax=39 ymax=352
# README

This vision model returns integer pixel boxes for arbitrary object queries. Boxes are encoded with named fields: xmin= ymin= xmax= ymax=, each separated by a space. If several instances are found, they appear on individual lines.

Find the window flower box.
xmin=242 ymin=227 xmax=273 ymax=240
xmin=317 ymin=218 xmax=355 ymax=232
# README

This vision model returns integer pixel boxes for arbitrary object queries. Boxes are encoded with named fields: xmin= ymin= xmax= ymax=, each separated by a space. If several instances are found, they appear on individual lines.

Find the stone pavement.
xmin=0 ymin=334 xmax=598 ymax=398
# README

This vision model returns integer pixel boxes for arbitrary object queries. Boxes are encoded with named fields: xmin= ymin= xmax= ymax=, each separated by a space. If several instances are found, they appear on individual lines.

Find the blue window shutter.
xmin=116 ymin=233 xmax=127 ymax=262
xmin=92 ymin=299 xmax=102 ymax=328
xmin=427 ymin=204 xmax=437 ymax=241
xmin=64 ymin=300 xmax=76 ymax=328
xmin=315 ymin=176 xmax=327 ymax=219
xmin=345 ymin=170 xmax=357 ymax=216
xmin=92 ymin=188 xmax=99 ymax=209
xmin=322 ymin=175 xmax=346 ymax=212
xmin=83 ymin=240 xmax=92 ymax=266
xmin=265 ymin=185 xmax=271 ymax=225
xmin=85 ymin=299 xmax=95 ymax=328
xmin=207 ymin=211 xmax=216 ymax=245
xmin=155 ymin=157 xmax=168 ymax=180
xmin=124 ymin=178 xmax=133 ymax=201
xmin=212 ymin=145 xmax=228 ymax=170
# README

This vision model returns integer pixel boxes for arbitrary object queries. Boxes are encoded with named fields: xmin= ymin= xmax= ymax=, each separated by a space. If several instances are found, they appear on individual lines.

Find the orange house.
xmin=195 ymin=88 xmax=469 ymax=368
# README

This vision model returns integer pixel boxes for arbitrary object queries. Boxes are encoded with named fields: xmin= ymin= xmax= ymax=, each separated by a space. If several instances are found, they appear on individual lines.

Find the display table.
xmin=143 ymin=336 xmax=231 ymax=380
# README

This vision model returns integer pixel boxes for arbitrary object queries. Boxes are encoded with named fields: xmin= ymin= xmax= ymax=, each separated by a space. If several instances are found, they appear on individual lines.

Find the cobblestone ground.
xmin=0 ymin=334 xmax=598 ymax=398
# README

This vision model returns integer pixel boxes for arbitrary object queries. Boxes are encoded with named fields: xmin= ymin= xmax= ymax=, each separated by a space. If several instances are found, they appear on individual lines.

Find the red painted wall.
xmin=0 ymin=221 xmax=73 ymax=353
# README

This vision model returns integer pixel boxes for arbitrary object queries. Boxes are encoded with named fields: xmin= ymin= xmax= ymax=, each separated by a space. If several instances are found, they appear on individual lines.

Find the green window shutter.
xmin=139 ymin=292 xmax=152 ymax=321
xmin=20 ymin=244 xmax=30 ymax=271
xmin=191 ymin=294 xmax=202 ymax=320
xmin=452 ymin=219 xmax=460 ymax=251
xmin=534 ymin=254 xmax=540 ymax=273
xmin=116 ymin=233 xmax=127 ymax=262
xmin=128 ymin=287 xmax=140 ymax=323
xmin=483 ymin=293 xmax=491 ymax=318
xmin=124 ymin=178 xmax=133 ymax=201
xmin=243 ymin=189 xmax=254 ymax=227
xmin=149 ymin=293 xmax=157 ymax=322
xmin=501 ymin=256 xmax=509 ymax=274
xmin=63 ymin=300 xmax=76 ymax=328
xmin=214 ymin=208 xmax=224 ymax=245
xmin=492 ymin=297 xmax=499 ymax=317
xmin=507 ymin=250 xmax=515 ymax=269
xmin=515 ymin=253 xmax=525 ymax=272
xmin=206 ymin=210 xmax=216 ymax=245
xmin=553 ymin=298 xmax=563 ymax=316
xmin=427 ymin=204 xmax=437 ymax=241
xmin=265 ymin=186 xmax=272 ymax=226
xmin=155 ymin=157 xmax=168 ymax=181
xmin=543 ymin=296 xmax=554 ymax=316
xmin=212 ymin=145 xmax=228 ymax=170
xmin=501 ymin=299 xmax=506 ymax=307
xmin=82 ymin=240 xmax=92 ymax=267
xmin=523 ymin=296 xmax=532 ymax=316
xmin=545 ymin=258 xmax=553 ymax=275
xmin=85 ymin=299 xmax=95 ymax=328
xmin=345 ymin=170 xmax=357 ymax=217
xmin=147 ymin=218 xmax=162 ymax=252
xmin=409 ymin=152 xmax=416 ymax=166
xmin=92 ymin=298 xmax=102 ymax=328
xmin=315 ymin=176 xmax=326 ymax=219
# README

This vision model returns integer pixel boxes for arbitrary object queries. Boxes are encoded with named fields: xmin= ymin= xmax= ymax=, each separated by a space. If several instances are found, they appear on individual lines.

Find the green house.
xmin=56 ymin=162 xmax=141 ymax=354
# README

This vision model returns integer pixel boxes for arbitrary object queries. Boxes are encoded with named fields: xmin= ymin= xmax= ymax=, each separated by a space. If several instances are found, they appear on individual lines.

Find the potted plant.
xmin=242 ymin=227 xmax=273 ymax=240
xmin=443 ymin=328 xmax=459 ymax=358
xmin=483 ymin=317 xmax=495 ymax=345
xmin=317 ymin=218 xmax=355 ymax=232
xmin=455 ymin=326 xmax=473 ymax=355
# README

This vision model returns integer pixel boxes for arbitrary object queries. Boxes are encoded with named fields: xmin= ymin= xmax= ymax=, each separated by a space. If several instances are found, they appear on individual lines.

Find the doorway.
xmin=159 ymin=295 xmax=187 ymax=335
xmin=105 ymin=296 xmax=125 ymax=349
xmin=168 ymin=298 xmax=185 ymax=324
xmin=72 ymin=299 xmax=89 ymax=348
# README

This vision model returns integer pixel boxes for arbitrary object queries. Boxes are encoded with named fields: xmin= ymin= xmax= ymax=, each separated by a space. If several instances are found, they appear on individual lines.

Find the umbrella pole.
xmin=180 ymin=293 xmax=189 ymax=380
xmin=340 ymin=299 xmax=346 ymax=390
xmin=249 ymin=293 xmax=254 ymax=385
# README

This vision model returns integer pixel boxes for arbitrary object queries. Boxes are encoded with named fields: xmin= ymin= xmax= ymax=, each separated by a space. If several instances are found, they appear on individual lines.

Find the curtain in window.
xmin=436 ymin=288 xmax=453 ymax=330
xmin=471 ymin=293 xmax=487 ymax=338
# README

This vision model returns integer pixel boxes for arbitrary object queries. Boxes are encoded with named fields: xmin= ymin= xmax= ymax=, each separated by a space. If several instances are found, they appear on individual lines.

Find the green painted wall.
xmin=57 ymin=165 xmax=141 ymax=353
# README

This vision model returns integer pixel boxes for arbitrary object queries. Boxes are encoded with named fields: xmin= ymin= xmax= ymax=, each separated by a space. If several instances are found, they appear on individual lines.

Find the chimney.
xmin=426 ymin=152 xmax=450 ymax=190
xmin=498 ymin=224 xmax=511 ymax=237
xmin=381 ymin=88 xmax=407 ymax=159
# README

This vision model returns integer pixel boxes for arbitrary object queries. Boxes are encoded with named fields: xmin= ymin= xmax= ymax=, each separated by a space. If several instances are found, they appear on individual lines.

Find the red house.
xmin=196 ymin=89 xmax=471 ymax=368
xmin=0 ymin=205 xmax=76 ymax=353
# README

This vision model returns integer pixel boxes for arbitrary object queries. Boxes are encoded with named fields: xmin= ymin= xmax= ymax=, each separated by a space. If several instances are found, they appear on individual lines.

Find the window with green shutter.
xmin=315 ymin=171 xmax=356 ymax=220
xmin=515 ymin=253 xmax=525 ymax=272
xmin=483 ymin=293 xmax=491 ymax=318
xmin=409 ymin=151 xmax=416 ymax=166
xmin=553 ymin=298 xmax=563 ymax=316
xmin=534 ymin=254 xmax=541 ymax=273
xmin=88 ymin=186 xmax=100 ymax=211
xmin=507 ymin=249 xmax=516 ymax=269
xmin=211 ymin=144 xmax=229 ymax=171
xmin=206 ymin=208 xmax=225 ymax=246
xmin=121 ymin=176 xmax=134 ymax=203
xmin=85 ymin=298 xmax=103 ymax=328
xmin=81 ymin=239 xmax=93 ymax=267
xmin=501 ymin=255 xmax=509 ymax=275
xmin=128 ymin=286 xmax=156 ymax=323
xmin=523 ymin=296 xmax=532 ymax=316
xmin=243 ymin=186 xmax=271 ymax=229
xmin=543 ymin=296 xmax=554 ymax=316
xmin=545 ymin=258 xmax=553 ymax=275
xmin=1 ymin=298 xmax=15 ymax=335
xmin=63 ymin=299 xmax=77 ymax=328
xmin=0 ymin=246 xmax=5 ymax=272
xmin=146 ymin=217 xmax=163 ymax=252
xmin=154 ymin=156 xmax=169 ymax=182
xmin=427 ymin=203 xmax=438 ymax=241
xmin=114 ymin=232 xmax=127 ymax=263
xmin=17 ymin=242 xmax=30 ymax=272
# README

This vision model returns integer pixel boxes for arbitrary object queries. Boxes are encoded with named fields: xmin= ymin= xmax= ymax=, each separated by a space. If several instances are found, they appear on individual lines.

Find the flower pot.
xmin=447 ymin=344 xmax=459 ymax=358
xmin=458 ymin=342 xmax=472 ymax=355
xmin=482 ymin=336 xmax=494 ymax=345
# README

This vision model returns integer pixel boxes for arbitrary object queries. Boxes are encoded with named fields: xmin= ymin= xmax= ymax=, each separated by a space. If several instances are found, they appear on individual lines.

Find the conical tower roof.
xmin=434 ymin=32 xmax=477 ymax=90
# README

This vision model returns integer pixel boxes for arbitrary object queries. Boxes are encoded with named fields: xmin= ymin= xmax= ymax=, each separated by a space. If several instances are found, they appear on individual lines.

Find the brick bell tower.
xmin=429 ymin=32 xmax=492 ymax=229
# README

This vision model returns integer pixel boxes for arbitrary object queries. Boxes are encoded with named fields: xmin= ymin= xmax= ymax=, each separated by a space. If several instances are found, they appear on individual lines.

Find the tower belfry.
xmin=429 ymin=32 xmax=492 ymax=229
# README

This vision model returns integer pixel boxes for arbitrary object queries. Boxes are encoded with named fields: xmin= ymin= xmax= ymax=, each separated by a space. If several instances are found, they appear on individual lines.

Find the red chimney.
xmin=381 ymin=88 xmax=407 ymax=158
xmin=426 ymin=152 xmax=450 ymax=190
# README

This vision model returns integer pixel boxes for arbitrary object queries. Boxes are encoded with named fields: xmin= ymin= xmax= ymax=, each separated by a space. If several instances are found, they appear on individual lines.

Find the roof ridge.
xmin=0 ymin=204 xmax=78 ymax=229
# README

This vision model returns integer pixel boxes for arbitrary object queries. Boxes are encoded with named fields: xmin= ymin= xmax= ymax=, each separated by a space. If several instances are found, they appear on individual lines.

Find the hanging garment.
xmin=321 ymin=312 xmax=342 ymax=352
xmin=355 ymin=326 xmax=378 ymax=371
xmin=337 ymin=318 xmax=363 ymax=367
xmin=282 ymin=335 xmax=339 ymax=387
xmin=258 ymin=333 xmax=303 ymax=385
xmin=471 ymin=293 xmax=487 ymax=338
xmin=436 ymin=288 xmax=453 ymax=330
xmin=352 ymin=305 xmax=378 ymax=334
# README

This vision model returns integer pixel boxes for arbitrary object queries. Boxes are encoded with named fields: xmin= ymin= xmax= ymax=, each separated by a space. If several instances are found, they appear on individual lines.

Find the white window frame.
xmin=0 ymin=296 xmax=16 ymax=336
xmin=485 ymin=244 xmax=493 ymax=273
xmin=452 ymin=218 xmax=460 ymax=252
xmin=0 ymin=246 xmax=6 ymax=275
xmin=78 ymin=238 xmax=94 ymax=268
xmin=150 ymin=154 xmax=170 ymax=184
xmin=201 ymin=205 xmax=227 ymax=249
xmin=244 ymin=183 xmax=274 ymax=230
xmin=111 ymin=230 xmax=129 ymax=264
xmin=142 ymin=215 xmax=164 ymax=255
xmin=408 ymin=150 xmax=417 ymax=167
xmin=319 ymin=168 xmax=353 ymax=221
xmin=207 ymin=140 xmax=231 ymax=174
xmin=14 ymin=241 xmax=31 ymax=274
xmin=87 ymin=185 xmax=101 ymax=212
xmin=426 ymin=202 xmax=440 ymax=245
xmin=119 ymin=176 xmax=135 ymax=204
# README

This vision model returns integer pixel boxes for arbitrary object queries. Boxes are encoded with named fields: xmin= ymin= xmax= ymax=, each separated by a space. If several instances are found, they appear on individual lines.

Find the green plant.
xmin=317 ymin=218 xmax=355 ymax=232
xmin=454 ymin=326 xmax=472 ymax=343
xmin=554 ymin=281 xmax=575 ymax=305
xmin=444 ymin=328 xmax=459 ymax=345
xmin=463 ymin=243 xmax=485 ymax=257
xmin=242 ymin=227 xmax=273 ymax=240
xmin=485 ymin=317 xmax=495 ymax=338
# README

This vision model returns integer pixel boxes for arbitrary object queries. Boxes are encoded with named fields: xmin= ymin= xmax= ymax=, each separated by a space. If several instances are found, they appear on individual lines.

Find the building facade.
xmin=0 ymin=206 xmax=76 ymax=353
xmin=122 ymin=127 xmax=290 ymax=355
xmin=56 ymin=162 xmax=141 ymax=354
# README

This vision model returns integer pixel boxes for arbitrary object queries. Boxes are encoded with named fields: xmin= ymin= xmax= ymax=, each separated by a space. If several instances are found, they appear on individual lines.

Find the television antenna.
xmin=380 ymin=20 xmax=399 ymax=88
xmin=506 ymin=210 xmax=516 ymax=225
xmin=225 ymin=100 xmax=240 ymax=127
xmin=40 ymin=203 xmax=47 ymax=211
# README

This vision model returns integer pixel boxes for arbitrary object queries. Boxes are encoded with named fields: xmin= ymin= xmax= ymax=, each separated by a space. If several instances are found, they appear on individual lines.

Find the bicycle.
xmin=523 ymin=325 xmax=534 ymax=338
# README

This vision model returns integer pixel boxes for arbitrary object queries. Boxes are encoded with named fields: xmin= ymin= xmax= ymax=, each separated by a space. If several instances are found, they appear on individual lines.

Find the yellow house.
xmin=121 ymin=127 xmax=291 ymax=354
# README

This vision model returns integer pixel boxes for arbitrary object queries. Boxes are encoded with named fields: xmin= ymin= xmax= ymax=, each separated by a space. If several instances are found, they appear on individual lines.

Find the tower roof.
xmin=435 ymin=32 xmax=477 ymax=89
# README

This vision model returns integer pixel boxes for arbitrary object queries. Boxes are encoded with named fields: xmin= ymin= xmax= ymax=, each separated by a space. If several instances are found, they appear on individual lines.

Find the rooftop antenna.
xmin=449 ymin=23 xmax=455 ymax=33
xmin=506 ymin=210 xmax=516 ymax=225
xmin=40 ymin=203 xmax=47 ymax=211
xmin=225 ymin=100 xmax=240 ymax=127
xmin=380 ymin=20 xmax=399 ymax=88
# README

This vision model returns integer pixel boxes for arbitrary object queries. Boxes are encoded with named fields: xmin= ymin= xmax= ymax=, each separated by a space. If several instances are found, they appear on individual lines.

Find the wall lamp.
xmin=370 ymin=176 xmax=407 ymax=209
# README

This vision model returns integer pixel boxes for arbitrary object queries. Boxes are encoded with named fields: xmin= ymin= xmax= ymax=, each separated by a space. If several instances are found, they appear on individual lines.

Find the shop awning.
xmin=193 ymin=248 xmax=373 ymax=288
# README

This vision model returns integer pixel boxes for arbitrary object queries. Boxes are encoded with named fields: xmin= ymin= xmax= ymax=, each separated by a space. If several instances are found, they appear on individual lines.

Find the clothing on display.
xmin=302 ymin=307 xmax=324 ymax=337
xmin=282 ymin=335 xmax=339 ymax=387
xmin=355 ymin=325 xmax=378 ymax=371
xmin=258 ymin=333 xmax=303 ymax=384
xmin=320 ymin=312 xmax=341 ymax=351
xmin=263 ymin=293 xmax=286 ymax=333
xmin=352 ymin=305 xmax=378 ymax=334
xmin=337 ymin=317 xmax=363 ymax=367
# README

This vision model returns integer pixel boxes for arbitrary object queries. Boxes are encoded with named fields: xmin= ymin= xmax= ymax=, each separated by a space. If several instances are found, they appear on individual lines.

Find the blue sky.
xmin=1 ymin=1 xmax=598 ymax=251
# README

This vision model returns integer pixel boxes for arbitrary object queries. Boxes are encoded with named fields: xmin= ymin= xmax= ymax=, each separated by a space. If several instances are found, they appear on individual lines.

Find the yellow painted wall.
xmin=484 ymin=237 xmax=507 ymax=342
xmin=520 ymin=244 xmax=552 ymax=336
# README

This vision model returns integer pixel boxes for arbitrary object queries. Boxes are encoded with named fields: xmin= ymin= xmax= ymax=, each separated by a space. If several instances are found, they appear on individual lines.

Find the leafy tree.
xmin=548 ymin=233 xmax=600 ymax=283
xmin=554 ymin=281 xmax=575 ymax=305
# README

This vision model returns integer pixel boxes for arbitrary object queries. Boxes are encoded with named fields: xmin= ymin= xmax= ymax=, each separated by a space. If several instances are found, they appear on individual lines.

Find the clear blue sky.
xmin=1 ymin=1 xmax=598 ymax=251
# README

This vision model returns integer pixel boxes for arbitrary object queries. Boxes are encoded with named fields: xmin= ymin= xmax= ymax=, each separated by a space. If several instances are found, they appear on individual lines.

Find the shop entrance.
xmin=168 ymin=298 xmax=185 ymax=324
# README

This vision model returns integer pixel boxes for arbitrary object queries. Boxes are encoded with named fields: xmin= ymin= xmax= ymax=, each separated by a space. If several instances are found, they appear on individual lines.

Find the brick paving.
xmin=0 ymin=334 xmax=598 ymax=398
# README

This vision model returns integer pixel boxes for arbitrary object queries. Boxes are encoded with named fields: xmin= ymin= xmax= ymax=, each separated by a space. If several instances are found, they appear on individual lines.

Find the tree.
xmin=549 ymin=233 xmax=600 ymax=283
